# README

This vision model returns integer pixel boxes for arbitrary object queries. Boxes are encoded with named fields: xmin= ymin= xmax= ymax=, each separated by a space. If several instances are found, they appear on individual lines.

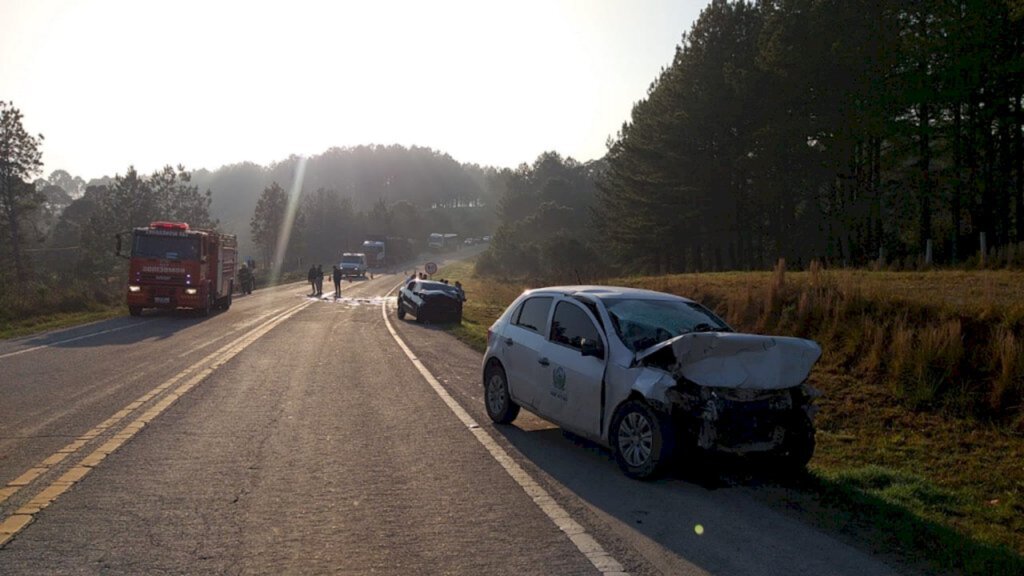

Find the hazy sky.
xmin=1 ymin=0 xmax=704 ymax=181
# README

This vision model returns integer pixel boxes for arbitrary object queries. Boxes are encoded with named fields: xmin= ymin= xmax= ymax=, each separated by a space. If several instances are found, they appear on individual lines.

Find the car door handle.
xmin=504 ymin=338 xmax=514 ymax=346
xmin=538 ymin=357 xmax=550 ymax=366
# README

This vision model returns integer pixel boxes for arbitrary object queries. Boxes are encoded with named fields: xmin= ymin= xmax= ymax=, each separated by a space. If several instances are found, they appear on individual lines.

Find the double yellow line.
xmin=0 ymin=299 xmax=311 ymax=547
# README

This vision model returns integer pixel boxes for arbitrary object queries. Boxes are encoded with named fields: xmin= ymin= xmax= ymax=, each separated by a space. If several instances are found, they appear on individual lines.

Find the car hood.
xmin=635 ymin=332 xmax=821 ymax=390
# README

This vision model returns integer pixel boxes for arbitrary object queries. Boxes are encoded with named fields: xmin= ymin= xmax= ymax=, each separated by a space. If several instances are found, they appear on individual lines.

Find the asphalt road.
xmin=0 ymin=265 xmax=905 ymax=575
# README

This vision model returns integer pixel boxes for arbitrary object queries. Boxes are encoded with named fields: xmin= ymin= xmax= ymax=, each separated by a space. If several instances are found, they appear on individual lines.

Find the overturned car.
xmin=482 ymin=286 xmax=821 ymax=479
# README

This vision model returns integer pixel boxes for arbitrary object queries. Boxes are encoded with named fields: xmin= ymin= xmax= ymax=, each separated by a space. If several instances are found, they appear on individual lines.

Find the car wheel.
xmin=128 ymin=306 xmax=142 ymax=317
xmin=611 ymin=400 xmax=674 ymax=480
xmin=397 ymin=302 xmax=406 ymax=319
xmin=484 ymin=364 xmax=519 ymax=424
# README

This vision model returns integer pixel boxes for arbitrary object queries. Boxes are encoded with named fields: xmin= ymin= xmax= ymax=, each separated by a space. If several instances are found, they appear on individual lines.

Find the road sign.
xmin=424 ymin=262 xmax=438 ymax=275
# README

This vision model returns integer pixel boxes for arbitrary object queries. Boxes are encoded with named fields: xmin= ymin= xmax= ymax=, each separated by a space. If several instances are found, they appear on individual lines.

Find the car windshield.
xmin=132 ymin=233 xmax=199 ymax=260
xmin=604 ymin=297 xmax=731 ymax=352
xmin=341 ymin=256 xmax=363 ymax=264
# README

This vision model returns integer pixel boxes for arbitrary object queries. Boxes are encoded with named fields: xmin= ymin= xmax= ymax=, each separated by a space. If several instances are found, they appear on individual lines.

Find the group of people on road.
xmin=308 ymin=264 xmax=345 ymax=299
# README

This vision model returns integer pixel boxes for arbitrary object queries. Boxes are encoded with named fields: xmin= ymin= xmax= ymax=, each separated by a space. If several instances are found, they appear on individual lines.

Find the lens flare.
xmin=268 ymin=156 xmax=307 ymax=287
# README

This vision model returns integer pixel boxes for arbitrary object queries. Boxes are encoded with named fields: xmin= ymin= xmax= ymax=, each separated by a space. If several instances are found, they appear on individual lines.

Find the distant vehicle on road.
xmin=397 ymin=279 xmax=465 ymax=324
xmin=361 ymin=240 xmax=386 ymax=269
xmin=338 ymin=253 xmax=367 ymax=278
xmin=116 ymin=221 xmax=237 ymax=316
xmin=428 ymin=233 xmax=459 ymax=252
xmin=481 ymin=286 xmax=821 ymax=480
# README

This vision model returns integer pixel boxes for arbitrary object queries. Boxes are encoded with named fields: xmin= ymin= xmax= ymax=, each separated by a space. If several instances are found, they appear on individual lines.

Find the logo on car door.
xmin=551 ymin=366 xmax=567 ymax=401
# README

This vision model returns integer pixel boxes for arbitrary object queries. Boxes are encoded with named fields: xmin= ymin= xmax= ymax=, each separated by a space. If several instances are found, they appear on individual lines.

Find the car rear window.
xmin=513 ymin=297 xmax=553 ymax=333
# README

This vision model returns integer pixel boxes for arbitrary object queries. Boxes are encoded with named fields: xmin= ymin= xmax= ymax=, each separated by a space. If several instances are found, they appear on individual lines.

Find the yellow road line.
xmin=0 ymin=300 xmax=311 ymax=547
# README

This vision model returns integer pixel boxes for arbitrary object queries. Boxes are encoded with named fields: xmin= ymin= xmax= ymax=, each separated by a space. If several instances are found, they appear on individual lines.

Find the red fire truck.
xmin=117 ymin=221 xmax=238 ymax=316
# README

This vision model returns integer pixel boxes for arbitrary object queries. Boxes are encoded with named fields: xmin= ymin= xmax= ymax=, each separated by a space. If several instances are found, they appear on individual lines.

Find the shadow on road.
xmin=484 ymin=420 xmax=906 ymax=576
xmin=18 ymin=309 xmax=215 ymax=350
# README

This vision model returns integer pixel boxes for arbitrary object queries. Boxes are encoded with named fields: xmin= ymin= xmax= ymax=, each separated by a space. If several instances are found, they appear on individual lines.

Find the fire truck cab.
xmin=119 ymin=221 xmax=237 ymax=316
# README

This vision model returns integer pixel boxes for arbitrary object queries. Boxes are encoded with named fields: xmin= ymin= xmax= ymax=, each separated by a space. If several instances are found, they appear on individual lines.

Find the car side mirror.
xmin=581 ymin=341 xmax=604 ymax=359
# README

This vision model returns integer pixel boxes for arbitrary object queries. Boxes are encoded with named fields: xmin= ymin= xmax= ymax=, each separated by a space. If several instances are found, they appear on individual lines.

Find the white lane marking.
xmin=0 ymin=320 xmax=155 ymax=360
xmin=381 ymin=286 xmax=628 ymax=576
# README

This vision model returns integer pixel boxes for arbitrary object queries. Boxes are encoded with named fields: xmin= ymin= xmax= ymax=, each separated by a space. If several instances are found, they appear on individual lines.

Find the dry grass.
xmin=440 ymin=259 xmax=1024 ymax=568
xmin=622 ymin=264 xmax=1024 ymax=420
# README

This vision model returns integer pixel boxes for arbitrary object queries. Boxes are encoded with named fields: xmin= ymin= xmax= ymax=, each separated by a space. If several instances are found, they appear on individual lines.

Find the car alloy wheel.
xmin=612 ymin=400 xmax=673 ymax=480
xmin=486 ymin=373 xmax=507 ymax=415
xmin=617 ymin=412 xmax=654 ymax=468
xmin=483 ymin=365 xmax=519 ymax=424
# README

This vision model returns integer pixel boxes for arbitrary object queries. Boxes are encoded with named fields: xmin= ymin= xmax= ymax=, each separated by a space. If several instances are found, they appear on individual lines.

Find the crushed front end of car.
xmin=635 ymin=332 xmax=821 ymax=463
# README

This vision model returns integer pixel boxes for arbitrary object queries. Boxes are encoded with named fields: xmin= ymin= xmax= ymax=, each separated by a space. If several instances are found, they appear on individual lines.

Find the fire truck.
xmin=117 ymin=221 xmax=238 ymax=316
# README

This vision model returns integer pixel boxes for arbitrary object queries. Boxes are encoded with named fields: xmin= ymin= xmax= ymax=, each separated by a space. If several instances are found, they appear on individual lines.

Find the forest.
xmin=2 ymin=0 xmax=1023 ymax=315
xmin=591 ymin=0 xmax=1024 ymax=274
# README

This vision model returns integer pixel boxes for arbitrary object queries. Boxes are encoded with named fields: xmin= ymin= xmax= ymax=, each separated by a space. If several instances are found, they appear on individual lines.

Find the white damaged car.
xmin=482 ymin=286 xmax=821 ymax=479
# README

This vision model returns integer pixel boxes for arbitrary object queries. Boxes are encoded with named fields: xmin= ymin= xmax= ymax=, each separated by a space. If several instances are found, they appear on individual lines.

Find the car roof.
xmin=521 ymin=285 xmax=696 ymax=303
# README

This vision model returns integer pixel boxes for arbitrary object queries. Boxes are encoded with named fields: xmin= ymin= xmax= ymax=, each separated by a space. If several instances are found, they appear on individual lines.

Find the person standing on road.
xmin=332 ymin=265 xmax=343 ymax=299
xmin=315 ymin=264 xmax=324 ymax=296
xmin=307 ymin=265 xmax=317 ymax=296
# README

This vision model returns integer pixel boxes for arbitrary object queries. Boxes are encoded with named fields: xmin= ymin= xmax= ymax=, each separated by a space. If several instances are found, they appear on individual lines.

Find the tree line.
xmin=593 ymin=0 xmax=1024 ymax=272
xmin=0 ymin=109 xmax=501 ymax=301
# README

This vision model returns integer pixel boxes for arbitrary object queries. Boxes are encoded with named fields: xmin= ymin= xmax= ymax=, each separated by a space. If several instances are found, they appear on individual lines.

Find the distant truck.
xmin=428 ymin=233 xmax=459 ymax=252
xmin=117 ymin=221 xmax=237 ymax=316
xmin=362 ymin=235 xmax=415 ymax=268
xmin=338 ymin=252 xmax=368 ymax=278
xmin=361 ymin=239 xmax=386 ymax=269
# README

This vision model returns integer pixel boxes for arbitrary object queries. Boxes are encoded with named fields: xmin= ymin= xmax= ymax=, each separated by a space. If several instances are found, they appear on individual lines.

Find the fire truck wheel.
xmin=129 ymin=306 xmax=142 ymax=317
xmin=202 ymin=293 xmax=213 ymax=316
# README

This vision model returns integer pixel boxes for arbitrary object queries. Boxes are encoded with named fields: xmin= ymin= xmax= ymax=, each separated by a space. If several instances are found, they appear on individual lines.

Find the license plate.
xmin=155 ymin=297 xmax=170 ymax=304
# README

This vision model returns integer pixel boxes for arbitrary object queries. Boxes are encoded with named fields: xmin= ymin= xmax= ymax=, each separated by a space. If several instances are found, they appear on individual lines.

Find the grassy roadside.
xmin=437 ymin=259 xmax=1024 ymax=575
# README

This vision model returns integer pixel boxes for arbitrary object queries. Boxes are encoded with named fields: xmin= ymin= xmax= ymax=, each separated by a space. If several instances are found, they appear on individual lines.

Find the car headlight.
xmin=128 ymin=285 xmax=141 ymax=292
xmin=185 ymin=288 xmax=198 ymax=295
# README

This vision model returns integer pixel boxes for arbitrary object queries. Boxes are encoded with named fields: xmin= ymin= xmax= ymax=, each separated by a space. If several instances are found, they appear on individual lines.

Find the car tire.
xmin=397 ymin=302 xmax=406 ymax=319
xmin=128 ymin=306 xmax=142 ymax=317
xmin=611 ymin=400 xmax=674 ymax=480
xmin=778 ymin=414 xmax=815 ymax=474
xmin=484 ymin=364 xmax=519 ymax=424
